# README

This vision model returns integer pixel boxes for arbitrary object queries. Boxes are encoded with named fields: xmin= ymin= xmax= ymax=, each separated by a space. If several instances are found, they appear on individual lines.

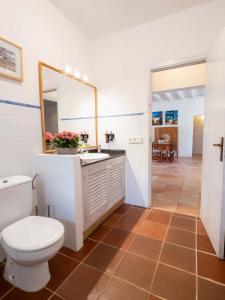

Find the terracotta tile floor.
xmin=152 ymin=156 xmax=202 ymax=216
xmin=1 ymin=204 xmax=225 ymax=299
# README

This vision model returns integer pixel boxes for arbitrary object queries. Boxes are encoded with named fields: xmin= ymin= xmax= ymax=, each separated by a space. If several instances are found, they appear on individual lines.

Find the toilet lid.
xmin=1 ymin=216 xmax=64 ymax=252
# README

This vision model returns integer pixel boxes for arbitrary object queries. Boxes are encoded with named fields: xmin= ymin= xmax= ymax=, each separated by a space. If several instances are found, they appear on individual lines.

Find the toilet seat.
xmin=1 ymin=216 xmax=64 ymax=252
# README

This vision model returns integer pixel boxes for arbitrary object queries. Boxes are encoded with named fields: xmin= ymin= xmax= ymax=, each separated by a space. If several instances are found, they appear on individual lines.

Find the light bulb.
xmin=83 ymin=75 xmax=88 ymax=82
xmin=64 ymin=65 xmax=72 ymax=74
xmin=74 ymin=70 xmax=81 ymax=78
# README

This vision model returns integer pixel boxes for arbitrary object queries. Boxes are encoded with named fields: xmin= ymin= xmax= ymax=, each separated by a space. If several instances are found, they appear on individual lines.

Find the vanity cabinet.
xmin=82 ymin=156 xmax=125 ymax=230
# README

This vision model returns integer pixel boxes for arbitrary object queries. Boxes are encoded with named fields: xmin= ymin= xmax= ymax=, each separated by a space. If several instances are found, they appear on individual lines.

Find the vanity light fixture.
xmin=74 ymin=70 xmax=81 ymax=79
xmin=64 ymin=64 xmax=72 ymax=74
xmin=83 ymin=75 xmax=88 ymax=82
xmin=63 ymin=65 xmax=88 ymax=83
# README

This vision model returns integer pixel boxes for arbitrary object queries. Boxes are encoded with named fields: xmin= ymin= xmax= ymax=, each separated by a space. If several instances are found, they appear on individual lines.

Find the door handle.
xmin=212 ymin=137 xmax=224 ymax=162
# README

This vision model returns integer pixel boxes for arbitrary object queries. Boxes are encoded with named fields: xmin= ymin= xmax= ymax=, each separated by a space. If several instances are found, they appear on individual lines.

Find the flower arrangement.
xmin=51 ymin=131 xmax=80 ymax=154
xmin=53 ymin=131 xmax=80 ymax=148
xmin=44 ymin=132 xmax=54 ymax=146
xmin=44 ymin=131 xmax=80 ymax=154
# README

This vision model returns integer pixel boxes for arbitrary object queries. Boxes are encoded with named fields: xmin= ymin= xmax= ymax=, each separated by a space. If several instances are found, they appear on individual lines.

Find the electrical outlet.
xmin=128 ymin=136 xmax=143 ymax=144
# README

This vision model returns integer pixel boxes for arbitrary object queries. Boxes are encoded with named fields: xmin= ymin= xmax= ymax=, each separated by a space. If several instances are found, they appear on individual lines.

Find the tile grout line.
xmin=95 ymin=206 xmax=151 ymax=299
xmin=169 ymin=224 xmax=196 ymax=234
xmin=57 ymin=251 xmax=80 ymax=263
xmin=84 ymin=262 xmax=150 ymax=294
xmin=148 ymin=212 xmax=173 ymax=297
xmin=195 ymin=216 xmax=198 ymax=300
xmin=45 ymin=286 xmax=66 ymax=299
xmin=94 ymin=208 xmax=137 ymax=299
xmin=157 ymin=261 xmax=197 ymax=277
xmin=54 ymin=205 xmax=139 ymax=300
xmin=87 ymin=239 xmax=199 ymax=277
xmin=165 ymin=240 xmax=196 ymax=252
xmin=85 ymin=231 xmax=216 ymax=258
xmin=197 ymin=275 xmax=225 ymax=288
xmin=102 ymin=210 xmax=225 ymax=290
xmin=93 ymin=210 xmax=207 ymax=296
xmin=51 ymin=237 xmax=102 ymax=299
xmin=56 ymin=208 xmax=224 ymax=299
xmin=1 ymin=287 xmax=15 ymax=299
xmin=47 ymin=290 xmax=66 ymax=300
xmin=53 ymin=207 xmax=132 ymax=298
xmin=88 ymin=208 xmax=139 ymax=300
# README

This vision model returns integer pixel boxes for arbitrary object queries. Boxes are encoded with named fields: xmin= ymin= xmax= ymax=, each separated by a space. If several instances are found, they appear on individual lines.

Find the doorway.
xmin=150 ymin=60 xmax=206 ymax=216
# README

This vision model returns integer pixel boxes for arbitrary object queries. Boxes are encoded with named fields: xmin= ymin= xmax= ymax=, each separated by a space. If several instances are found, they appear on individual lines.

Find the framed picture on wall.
xmin=165 ymin=110 xmax=178 ymax=125
xmin=152 ymin=111 xmax=163 ymax=125
xmin=0 ymin=37 xmax=23 ymax=82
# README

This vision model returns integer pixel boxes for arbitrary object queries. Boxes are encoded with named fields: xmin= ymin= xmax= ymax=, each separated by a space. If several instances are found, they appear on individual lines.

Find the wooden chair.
xmin=169 ymin=143 xmax=177 ymax=161
xmin=160 ymin=144 xmax=170 ymax=162
xmin=152 ymin=143 xmax=162 ymax=162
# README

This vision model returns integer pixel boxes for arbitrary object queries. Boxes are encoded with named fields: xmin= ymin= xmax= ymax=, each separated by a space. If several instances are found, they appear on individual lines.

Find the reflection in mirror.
xmin=39 ymin=63 xmax=98 ymax=152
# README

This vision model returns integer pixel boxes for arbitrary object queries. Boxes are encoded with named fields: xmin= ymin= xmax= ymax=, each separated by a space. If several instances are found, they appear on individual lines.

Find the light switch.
xmin=128 ymin=136 xmax=143 ymax=144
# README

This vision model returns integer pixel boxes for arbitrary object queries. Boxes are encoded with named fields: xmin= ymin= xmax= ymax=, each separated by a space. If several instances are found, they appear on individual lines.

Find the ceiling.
xmin=49 ymin=0 xmax=210 ymax=39
xmin=152 ymin=86 xmax=205 ymax=102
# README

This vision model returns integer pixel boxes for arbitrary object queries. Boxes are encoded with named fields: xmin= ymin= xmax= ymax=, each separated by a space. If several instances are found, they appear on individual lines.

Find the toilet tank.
xmin=0 ymin=176 xmax=33 ymax=231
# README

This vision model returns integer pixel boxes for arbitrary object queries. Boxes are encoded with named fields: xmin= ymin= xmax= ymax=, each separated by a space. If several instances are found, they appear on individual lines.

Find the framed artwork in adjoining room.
xmin=152 ymin=111 xmax=163 ymax=126
xmin=0 ymin=37 xmax=23 ymax=82
xmin=165 ymin=110 xmax=178 ymax=125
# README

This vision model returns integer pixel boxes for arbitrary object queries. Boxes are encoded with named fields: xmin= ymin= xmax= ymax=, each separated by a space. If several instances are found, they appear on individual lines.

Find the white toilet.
xmin=0 ymin=176 xmax=64 ymax=292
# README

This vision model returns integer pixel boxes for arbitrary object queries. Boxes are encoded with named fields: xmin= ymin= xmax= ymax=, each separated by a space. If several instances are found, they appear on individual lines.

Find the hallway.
xmin=152 ymin=156 xmax=202 ymax=216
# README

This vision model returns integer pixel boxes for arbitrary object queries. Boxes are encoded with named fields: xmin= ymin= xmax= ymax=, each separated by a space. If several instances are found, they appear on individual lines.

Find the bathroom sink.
xmin=80 ymin=153 xmax=109 ymax=162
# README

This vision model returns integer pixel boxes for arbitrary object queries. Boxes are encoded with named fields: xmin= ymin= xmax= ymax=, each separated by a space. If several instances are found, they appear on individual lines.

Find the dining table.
xmin=152 ymin=142 xmax=175 ymax=162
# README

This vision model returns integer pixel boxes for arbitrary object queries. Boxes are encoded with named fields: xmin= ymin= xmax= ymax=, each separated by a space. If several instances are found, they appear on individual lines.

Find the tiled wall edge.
xmin=61 ymin=112 xmax=145 ymax=121
xmin=0 ymin=98 xmax=40 ymax=109
xmin=0 ymin=100 xmax=146 ymax=118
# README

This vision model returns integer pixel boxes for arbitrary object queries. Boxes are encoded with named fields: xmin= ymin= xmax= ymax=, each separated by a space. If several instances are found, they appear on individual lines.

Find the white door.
xmin=201 ymin=28 xmax=225 ymax=258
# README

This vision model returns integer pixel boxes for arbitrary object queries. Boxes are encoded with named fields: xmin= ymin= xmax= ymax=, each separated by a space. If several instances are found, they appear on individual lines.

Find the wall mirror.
xmin=39 ymin=62 xmax=98 ymax=152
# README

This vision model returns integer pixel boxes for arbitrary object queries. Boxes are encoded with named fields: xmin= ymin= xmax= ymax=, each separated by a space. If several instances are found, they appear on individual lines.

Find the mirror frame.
xmin=38 ymin=61 xmax=98 ymax=153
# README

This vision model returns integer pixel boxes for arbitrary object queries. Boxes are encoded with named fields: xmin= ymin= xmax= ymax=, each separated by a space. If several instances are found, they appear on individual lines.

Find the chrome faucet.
xmin=97 ymin=145 xmax=101 ymax=153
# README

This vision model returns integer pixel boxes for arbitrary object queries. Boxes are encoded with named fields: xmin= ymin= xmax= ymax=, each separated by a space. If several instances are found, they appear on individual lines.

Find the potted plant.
xmin=44 ymin=132 xmax=54 ymax=151
xmin=53 ymin=131 xmax=80 ymax=154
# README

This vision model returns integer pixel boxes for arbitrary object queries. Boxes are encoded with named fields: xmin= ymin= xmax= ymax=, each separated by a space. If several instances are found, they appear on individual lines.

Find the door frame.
xmin=147 ymin=56 xmax=207 ymax=208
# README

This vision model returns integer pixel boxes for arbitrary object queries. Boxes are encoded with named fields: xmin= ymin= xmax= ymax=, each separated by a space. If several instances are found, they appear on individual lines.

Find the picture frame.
xmin=165 ymin=110 xmax=178 ymax=125
xmin=0 ymin=37 xmax=23 ymax=82
xmin=152 ymin=111 xmax=163 ymax=126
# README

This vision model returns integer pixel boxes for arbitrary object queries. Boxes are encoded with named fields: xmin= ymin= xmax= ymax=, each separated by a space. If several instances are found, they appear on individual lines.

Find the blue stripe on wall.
xmin=0 ymin=99 xmax=40 ymax=109
xmin=0 ymin=99 xmax=145 ymax=118
xmin=61 ymin=112 xmax=145 ymax=121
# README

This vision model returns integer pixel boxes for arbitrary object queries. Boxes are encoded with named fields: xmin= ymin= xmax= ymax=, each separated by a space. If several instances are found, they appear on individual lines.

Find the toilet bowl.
xmin=0 ymin=216 xmax=64 ymax=292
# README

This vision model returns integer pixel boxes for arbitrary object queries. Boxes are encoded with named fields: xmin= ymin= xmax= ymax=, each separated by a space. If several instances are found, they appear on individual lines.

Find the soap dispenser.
xmin=105 ymin=131 xmax=115 ymax=143
xmin=80 ymin=131 xmax=89 ymax=144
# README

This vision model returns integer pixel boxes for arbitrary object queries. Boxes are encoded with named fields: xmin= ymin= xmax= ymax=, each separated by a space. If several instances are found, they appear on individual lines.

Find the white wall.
xmin=152 ymin=97 xmax=204 ymax=157
xmin=93 ymin=0 xmax=225 ymax=207
xmin=0 ymin=0 xmax=93 ymax=178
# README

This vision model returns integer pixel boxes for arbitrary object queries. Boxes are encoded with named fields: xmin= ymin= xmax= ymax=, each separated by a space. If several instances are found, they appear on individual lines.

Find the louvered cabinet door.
xmin=83 ymin=161 xmax=109 ymax=229
xmin=108 ymin=157 xmax=125 ymax=207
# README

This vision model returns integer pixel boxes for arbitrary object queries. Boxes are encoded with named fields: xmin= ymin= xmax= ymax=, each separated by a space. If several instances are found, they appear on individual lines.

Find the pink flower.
xmin=44 ymin=132 xmax=54 ymax=141
xmin=53 ymin=131 xmax=79 ymax=140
